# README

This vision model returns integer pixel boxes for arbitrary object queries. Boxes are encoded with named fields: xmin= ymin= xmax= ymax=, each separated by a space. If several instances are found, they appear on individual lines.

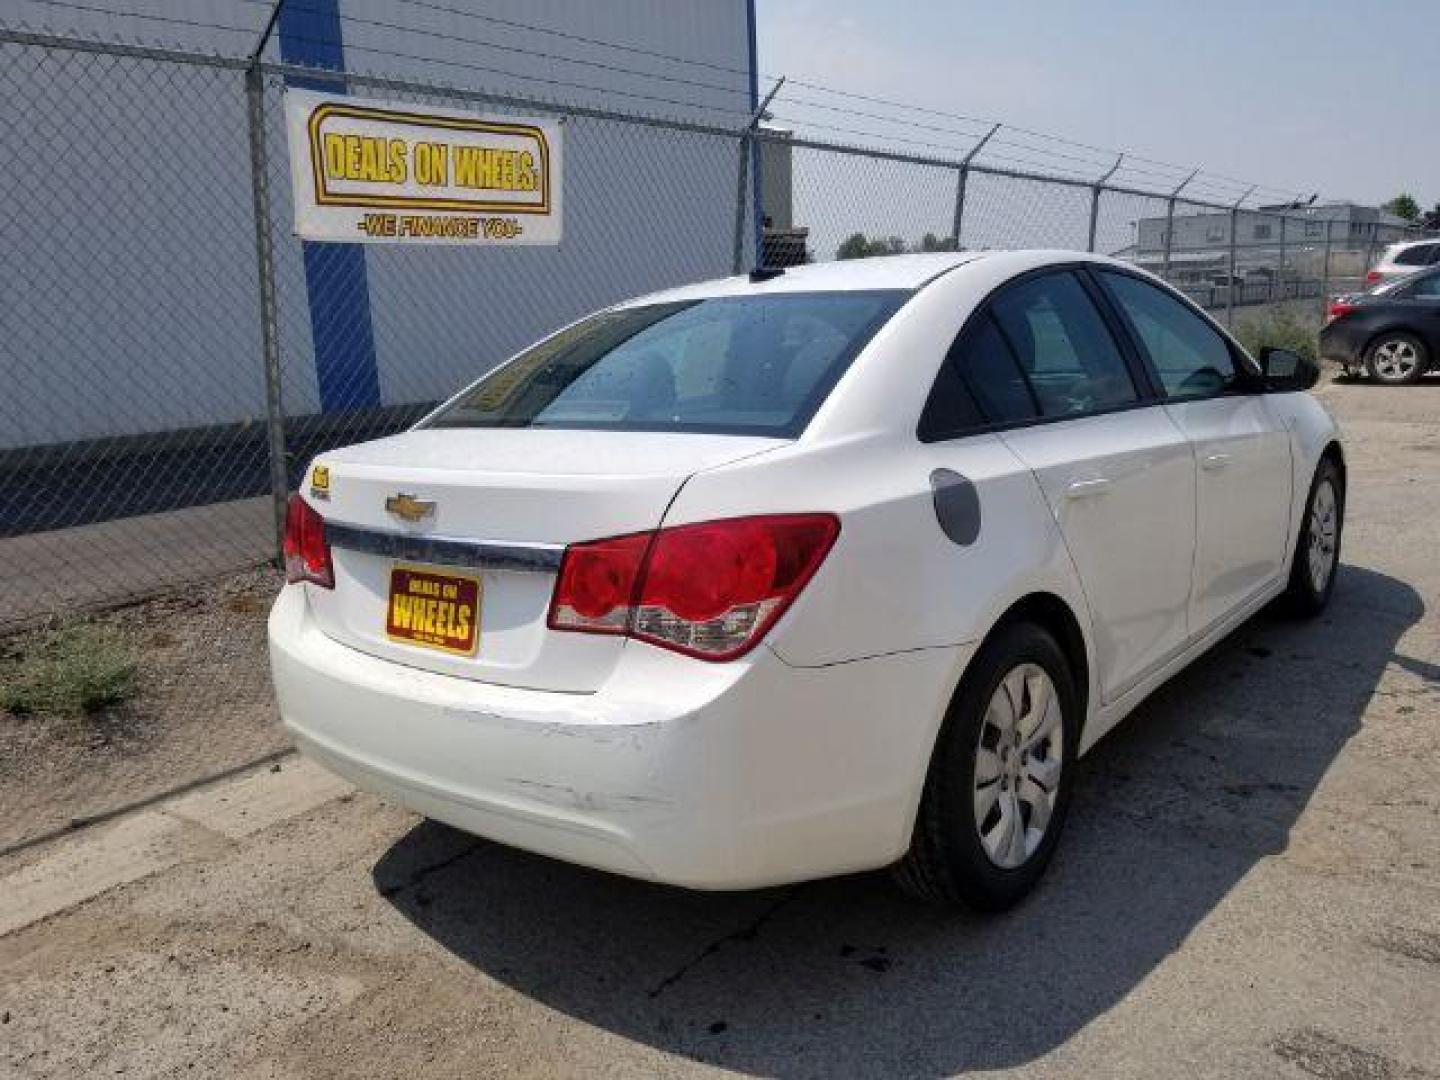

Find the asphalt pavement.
xmin=2 ymin=376 xmax=1437 ymax=1079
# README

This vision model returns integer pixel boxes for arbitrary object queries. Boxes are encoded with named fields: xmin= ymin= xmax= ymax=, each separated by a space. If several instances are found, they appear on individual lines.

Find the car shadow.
xmin=372 ymin=564 xmax=1421 ymax=1077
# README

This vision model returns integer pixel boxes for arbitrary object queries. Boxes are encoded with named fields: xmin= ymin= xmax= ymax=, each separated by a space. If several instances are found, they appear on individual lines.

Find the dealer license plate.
xmin=385 ymin=564 xmax=481 ymax=656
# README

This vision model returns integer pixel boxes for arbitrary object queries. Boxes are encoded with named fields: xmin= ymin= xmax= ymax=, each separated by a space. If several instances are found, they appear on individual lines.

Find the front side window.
xmin=989 ymin=271 xmax=1139 ymax=417
xmin=1099 ymin=271 xmax=1238 ymax=400
xmin=425 ymin=291 xmax=907 ymax=438
xmin=1401 ymin=271 xmax=1440 ymax=299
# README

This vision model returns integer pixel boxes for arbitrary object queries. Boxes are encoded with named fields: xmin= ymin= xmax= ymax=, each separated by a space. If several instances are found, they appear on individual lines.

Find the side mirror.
xmin=1258 ymin=346 xmax=1320 ymax=392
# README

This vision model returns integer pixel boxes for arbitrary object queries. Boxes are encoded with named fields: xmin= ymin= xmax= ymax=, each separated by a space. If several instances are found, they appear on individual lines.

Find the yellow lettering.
xmin=390 ymin=594 xmax=412 ymax=631
xmin=415 ymin=141 xmax=447 ymax=186
xmin=324 ymin=133 xmax=347 ymax=179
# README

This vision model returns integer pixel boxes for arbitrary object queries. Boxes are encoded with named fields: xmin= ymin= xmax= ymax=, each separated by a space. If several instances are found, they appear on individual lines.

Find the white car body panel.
xmin=269 ymin=250 xmax=1342 ymax=889
xmin=1000 ymin=409 xmax=1195 ymax=704
xmin=303 ymin=429 xmax=781 ymax=692
xmin=1163 ymin=396 xmax=1294 ymax=638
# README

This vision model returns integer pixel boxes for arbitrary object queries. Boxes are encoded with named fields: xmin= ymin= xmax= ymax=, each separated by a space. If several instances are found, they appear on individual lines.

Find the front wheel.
xmin=894 ymin=621 xmax=1077 ymax=911
xmin=1283 ymin=457 xmax=1344 ymax=617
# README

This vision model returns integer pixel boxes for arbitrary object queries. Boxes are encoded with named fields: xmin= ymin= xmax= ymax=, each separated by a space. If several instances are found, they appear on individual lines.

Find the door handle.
xmin=1065 ymin=478 xmax=1111 ymax=499
xmin=1201 ymin=453 xmax=1232 ymax=472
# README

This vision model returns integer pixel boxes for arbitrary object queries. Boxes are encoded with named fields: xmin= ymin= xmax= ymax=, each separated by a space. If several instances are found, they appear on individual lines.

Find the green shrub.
xmin=1234 ymin=306 xmax=1320 ymax=364
xmin=1 ymin=624 xmax=139 ymax=718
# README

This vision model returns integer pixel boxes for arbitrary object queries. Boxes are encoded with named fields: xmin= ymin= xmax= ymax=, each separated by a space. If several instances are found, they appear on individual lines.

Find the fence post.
xmin=1161 ymin=169 xmax=1198 ymax=284
xmin=1086 ymin=154 xmax=1123 ymax=253
xmin=730 ymin=131 xmax=751 ymax=275
xmin=952 ymin=123 xmax=999 ymax=249
xmin=1319 ymin=219 xmax=1333 ymax=314
xmin=1275 ymin=212 xmax=1287 ymax=302
xmin=244 ymin=61 xmax=290 ymax=559
xmin=731 ymin=76 xmax=784 ymax=274
xmin=1225 ymin=186 xmax=1256 ymax=329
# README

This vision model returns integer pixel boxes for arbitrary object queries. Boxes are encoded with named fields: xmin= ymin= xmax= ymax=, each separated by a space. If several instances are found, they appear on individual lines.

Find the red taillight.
xmin=547 ymin=532 xmax=649 ymax=633
xmin=283 ymin=493 xmax=333 ymax=588
xmin=1365 ymin=270 xmax=1382 ymax=285
xmin=1325 ymin=299 xmax=1358 ymax=325
xmin=547 ymin=514 xmax=839 ymax=660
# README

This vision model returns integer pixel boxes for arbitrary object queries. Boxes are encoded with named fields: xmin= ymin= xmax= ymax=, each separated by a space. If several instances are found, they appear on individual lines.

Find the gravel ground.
xmin=0 ymin=568 xmax=287 ymax=852
xmin=1 ymin=374 xmax=1438 ymax=1079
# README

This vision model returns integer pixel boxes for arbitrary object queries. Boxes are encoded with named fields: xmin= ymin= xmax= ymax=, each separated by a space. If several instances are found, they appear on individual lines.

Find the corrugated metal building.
xmin=2 ymin=1 xmax=757 ymax=451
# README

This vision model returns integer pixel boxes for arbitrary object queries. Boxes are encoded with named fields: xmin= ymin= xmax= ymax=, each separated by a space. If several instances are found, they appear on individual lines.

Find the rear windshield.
xmin=423 ymin=290 xmax=908 ymax=438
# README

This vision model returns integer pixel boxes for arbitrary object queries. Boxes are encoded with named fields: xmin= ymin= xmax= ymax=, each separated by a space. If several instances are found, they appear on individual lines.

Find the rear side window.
xmin=989 ymin=271 xmax=1139 ymax=417
xmin=919 ymin=271 xmax=1147 ymax=440
xmin=425 ymin=291 xmax=907 ymax=438
xmin=1099 ymin=271 xmax=1237 ymax=400
xmin=918 ymin=315 xmax=1035 ymax=439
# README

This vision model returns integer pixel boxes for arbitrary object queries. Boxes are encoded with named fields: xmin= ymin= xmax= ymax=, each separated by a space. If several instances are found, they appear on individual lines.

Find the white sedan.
xmin=269 ymin=251 xmax=1344 ymax=910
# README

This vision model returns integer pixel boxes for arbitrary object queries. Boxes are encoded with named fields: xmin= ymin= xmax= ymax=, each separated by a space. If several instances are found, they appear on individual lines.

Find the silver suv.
xmin=1367 ymin=239 xmax=1440 ymax=287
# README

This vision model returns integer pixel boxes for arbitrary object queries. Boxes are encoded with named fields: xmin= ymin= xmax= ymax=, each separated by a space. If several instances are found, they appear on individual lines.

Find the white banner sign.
xmin=283 ymin=89 xmax=563 ymax=245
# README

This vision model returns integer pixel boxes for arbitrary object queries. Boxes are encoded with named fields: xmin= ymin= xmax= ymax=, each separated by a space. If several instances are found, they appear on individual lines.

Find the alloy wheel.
xmin=1372 ymin=339 xmax=1419 ymax=381
xmin=1308 ymin=478 xmax=1339 ymax=592
xmin=973 ymin=663 xmax=1063 ymax=869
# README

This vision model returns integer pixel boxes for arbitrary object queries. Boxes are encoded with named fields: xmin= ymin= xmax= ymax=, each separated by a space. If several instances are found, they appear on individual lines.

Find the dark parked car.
xmin=1321 ymin=267 xmax=1440 ymax=383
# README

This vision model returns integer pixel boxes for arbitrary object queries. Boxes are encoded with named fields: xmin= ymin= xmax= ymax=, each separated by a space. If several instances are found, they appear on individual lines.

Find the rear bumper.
xmin=1319 ymin=322 xmax=1365 ymax=367
xmin=268 ymin=585 xmax=968 ymax=889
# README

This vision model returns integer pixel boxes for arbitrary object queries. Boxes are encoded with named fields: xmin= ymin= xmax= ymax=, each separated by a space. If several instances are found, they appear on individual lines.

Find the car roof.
xmin=616 ymin=252 xmax=991 ymax=306
xmin=1385 ymin=238 xmax=1438 ymax=252
xmin=612 ymin=249 xmax=1166 ymax=313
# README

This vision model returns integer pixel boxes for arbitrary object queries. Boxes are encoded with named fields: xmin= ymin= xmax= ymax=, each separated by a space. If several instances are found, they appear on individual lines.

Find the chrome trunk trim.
xmin=324 ymin=522 xmax=563 ymax=573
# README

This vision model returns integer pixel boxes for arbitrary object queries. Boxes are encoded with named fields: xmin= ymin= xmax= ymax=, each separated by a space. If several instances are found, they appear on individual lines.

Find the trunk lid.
xmin=303 ymin=428 xmax=782 ymax=692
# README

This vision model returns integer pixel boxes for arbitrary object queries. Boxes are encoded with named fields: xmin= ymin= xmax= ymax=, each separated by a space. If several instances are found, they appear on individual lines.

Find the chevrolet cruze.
xmin=269 ymin=251 xmax=1344 ymax=910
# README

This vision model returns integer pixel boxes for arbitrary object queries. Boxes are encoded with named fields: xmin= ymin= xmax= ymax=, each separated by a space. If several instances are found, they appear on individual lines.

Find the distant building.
xmin=1124 ymin=201 xmax=1416 ymax=286
xmin=1136 ymin=201 xmax=1412 ymax=257
xmin=4 ymin=0 xmax=758 ymax=449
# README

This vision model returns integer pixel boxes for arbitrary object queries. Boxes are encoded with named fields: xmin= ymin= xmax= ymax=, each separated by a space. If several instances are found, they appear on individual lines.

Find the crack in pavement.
xmin=647 ymin=886 xmax=802 ymax=1000
xmin=376 ymin=839 xmax=487 ymax=899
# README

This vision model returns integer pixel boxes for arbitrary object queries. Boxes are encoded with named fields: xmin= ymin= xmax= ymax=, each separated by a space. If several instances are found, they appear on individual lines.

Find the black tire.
xmin=893 ymin=621 xmax=1078 ymax=912
xmin=1363 ymin=332 xmax=1428 ymax=384
xmin=1283 ymin=456 xmax=1344 ymax=617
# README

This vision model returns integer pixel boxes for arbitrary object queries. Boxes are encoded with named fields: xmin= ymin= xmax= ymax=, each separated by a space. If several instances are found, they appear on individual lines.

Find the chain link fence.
xmin=1 ymin=26 xmax=1435 ymax=679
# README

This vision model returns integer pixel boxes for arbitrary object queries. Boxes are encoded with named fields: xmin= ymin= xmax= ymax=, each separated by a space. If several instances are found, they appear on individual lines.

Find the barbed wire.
xmin=8 ymin=0 xmax=1315 ymax=204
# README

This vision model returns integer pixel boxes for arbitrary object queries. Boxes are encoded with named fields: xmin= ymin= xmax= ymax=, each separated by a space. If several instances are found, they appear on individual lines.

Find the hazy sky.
xmin=756 ymin=0 xmax=1437 ymax=209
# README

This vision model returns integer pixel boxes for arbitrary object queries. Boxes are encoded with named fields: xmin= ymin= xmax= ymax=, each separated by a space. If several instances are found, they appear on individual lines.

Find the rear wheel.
xmin=894 ymin=621 xmax=1077 ymax=911
xmin=1283 ymin=457 xmax=1344 ymax=617
xmin=1364 ymin=332 xmax=1428 ymax=384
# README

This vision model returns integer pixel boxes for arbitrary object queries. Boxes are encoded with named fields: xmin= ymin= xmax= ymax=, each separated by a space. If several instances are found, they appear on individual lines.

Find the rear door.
xmin=973 ymin=269 xmax=1197 ymax=704
xmin=1095 ymin=269 xmax=1293 ymax=637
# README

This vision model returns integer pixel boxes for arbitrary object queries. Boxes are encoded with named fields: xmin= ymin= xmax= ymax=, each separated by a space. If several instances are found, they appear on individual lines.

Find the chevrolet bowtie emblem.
xmin=385 ymin=493 xmax=436 ymax=523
